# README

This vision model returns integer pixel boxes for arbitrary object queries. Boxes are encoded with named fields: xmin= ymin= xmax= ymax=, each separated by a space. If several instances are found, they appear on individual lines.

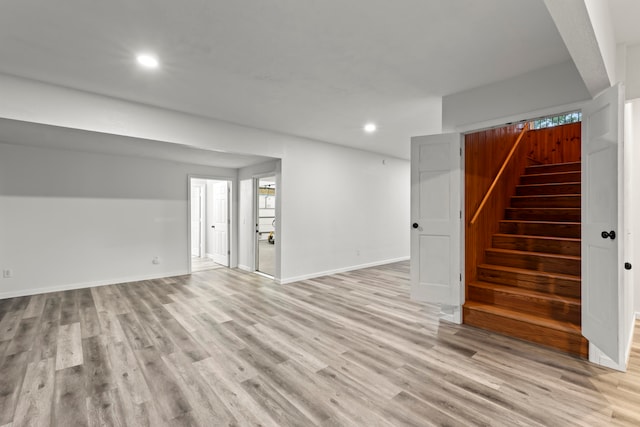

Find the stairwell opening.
xmin=463 ymin=114 xmax=585 ymax=357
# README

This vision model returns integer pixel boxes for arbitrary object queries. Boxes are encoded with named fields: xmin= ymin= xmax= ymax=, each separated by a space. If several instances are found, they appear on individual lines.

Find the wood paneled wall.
xmin=525 ymin=122 xmax=581 ymax=165
xmin=465 ymin=124 xmax=528 ymax=288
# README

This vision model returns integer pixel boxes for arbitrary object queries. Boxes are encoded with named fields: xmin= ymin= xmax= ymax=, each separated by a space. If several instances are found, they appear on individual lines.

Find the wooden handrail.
xmin=469 ymin=123 xmax=530 ymax=225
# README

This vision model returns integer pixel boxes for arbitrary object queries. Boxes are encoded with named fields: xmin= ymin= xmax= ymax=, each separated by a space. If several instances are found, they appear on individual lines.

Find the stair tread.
xmin=523 ymin=171 xmax=581 ymax=178
xmin=511 ymin=194 xmax=580 ymax=199
xmin=526 ymin=161 xmax=581 ymax=169
xmin=500 ymin=220 xmax=581 ymax=225
xmin=478 ymin=263 xmax=581 ymax=281
xmin=464 ymin=301 xmax=582 ymax=334
xmin=517 ymin=182 xmax=581 ymax=188
xmin=469 ymin=281 xmax=581 ymax=305
xmin=486 ymin=247 xmax=580 ymax=261
xmin=493 ymin=233 xmax=580 ymax=243
xmin=506 ymin=207 xmax=580 ymax=211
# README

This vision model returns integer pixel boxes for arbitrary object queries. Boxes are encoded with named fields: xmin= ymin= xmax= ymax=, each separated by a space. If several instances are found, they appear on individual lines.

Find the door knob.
xmin=601 ymin=230 xmax=616 ymax=240
xmin=412 ymin=223 xmax=419 ymax=229
xmin=625 ymin=262 xmax=632 ymax=270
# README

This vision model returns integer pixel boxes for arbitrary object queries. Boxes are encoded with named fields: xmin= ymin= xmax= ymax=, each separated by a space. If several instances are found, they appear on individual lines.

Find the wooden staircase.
xmin=464 ymin=161 xmax=587 ymax=357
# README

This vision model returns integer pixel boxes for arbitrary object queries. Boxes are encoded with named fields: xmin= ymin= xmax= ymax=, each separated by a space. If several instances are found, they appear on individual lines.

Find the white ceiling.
xmin=0 ymin=0 xmax=629 ymax=159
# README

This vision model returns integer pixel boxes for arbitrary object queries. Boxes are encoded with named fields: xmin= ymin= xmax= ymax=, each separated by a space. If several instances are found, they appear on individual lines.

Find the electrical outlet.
xmin=152 ymin=256 xmax=160 ymax=265
xmin=3 ymin=269 xmax=13 ymax=278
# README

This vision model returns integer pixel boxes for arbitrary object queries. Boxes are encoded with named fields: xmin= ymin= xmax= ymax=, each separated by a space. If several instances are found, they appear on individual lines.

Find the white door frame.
xmin=254 ymin=174 xmax=277 ymax=278
xmin=187 ymin=175 xmax=234 ymax=273
xmin=456 ymin=97 xmax=630 ymax=369
xmin=192 ymin=182 xmax=206 ymax=257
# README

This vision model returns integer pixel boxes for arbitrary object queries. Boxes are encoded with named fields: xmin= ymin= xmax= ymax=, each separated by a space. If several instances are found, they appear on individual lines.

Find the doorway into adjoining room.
xmin=189 ymin=177 xmax=231 ymax=272
xmin=256 ymin=176 xmax=276 ymax=277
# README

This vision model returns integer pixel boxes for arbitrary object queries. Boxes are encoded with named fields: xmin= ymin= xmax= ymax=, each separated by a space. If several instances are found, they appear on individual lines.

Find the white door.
xmin=190 ymin=185 xmax=202 ymax=257
xmin=582 ymin=84 xmax=625 ymax=367
xmin=212 ymin=181 xmax=229 ymax=266
xmin=410 ymin=133 xmax=462 ymax=323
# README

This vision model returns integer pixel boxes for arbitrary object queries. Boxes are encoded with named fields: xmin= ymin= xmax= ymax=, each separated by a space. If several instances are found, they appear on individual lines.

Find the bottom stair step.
xmin=463 ymin=301 xmax=588 ymax=358
xmin=477 ymin=264 xmax=581 ymax=298
xmin=468 ymin=281 xmax=581 ymax=324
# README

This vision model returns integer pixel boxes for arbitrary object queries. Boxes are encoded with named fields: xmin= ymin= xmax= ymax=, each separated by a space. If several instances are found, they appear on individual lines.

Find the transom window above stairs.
xmin=531 ymin=111 xmax=582 ymax=129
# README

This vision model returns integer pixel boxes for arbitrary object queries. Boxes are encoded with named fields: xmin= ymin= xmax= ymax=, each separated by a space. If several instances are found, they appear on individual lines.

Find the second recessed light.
xmin=364 ymin=123 xmax=377 ymax=133
xmin=136 ymin=53 xmax=159 ymax=69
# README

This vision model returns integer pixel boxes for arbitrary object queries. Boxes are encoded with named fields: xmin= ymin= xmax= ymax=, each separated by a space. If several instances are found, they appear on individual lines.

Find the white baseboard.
xmin=438 ymin=305 xmax=462 ymax=325
xmin=0 ymin=270 xmax=188 ymax=300
xmin=278 ymin=256 xmax=410 ymax=285
xmin=205 ymin=253 xmax=215 ymax=260
xmin=625 ymin=317 xmax=636 ymax=367
xmin=589 ymin=343 xmax=625 ymax=371
xmin=238 ymin=264 xmax=252 ymax=272
xmin=588 ymin=319 xmax=635 ymax=373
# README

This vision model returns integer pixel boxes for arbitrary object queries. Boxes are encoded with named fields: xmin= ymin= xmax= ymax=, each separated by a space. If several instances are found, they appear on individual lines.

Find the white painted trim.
xmin=205 ymin=253 xmax=216 ymax=260
xmin=0 ymin=270 xmax=188 ymax=300
xmin=255 ymin=271 xmax=274 ymax=280
xmin=439 ymin=305 xmax=462 ymax=324
xmin=636 ymin=312 xmax=640 ymax=319
xmin=278 ymin=256 xmax=410 ymax=285
xmin=625 ymin=316 xmax=636 ymax=367
xmin=589 ymin=342 xmax=627 ymax=372
xmin=238 ymin=264 xmax=252 ymax=272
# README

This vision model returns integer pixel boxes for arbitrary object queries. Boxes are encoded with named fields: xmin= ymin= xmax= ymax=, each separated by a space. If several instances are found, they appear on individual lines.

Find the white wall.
xmin=0 ymin=74 xmax=411 ymax=290
xmin=0 ymin=142 xmax=237 ymax=298
xmin=238 ymin=179 xmax=254 ymax=272
xmin=280 ymin=140 xmax=409 ymax=283
xmin=442 ymin=61 xmax=591 ymax=131
xmin=626 ymin=45 xmax=640 ymax=100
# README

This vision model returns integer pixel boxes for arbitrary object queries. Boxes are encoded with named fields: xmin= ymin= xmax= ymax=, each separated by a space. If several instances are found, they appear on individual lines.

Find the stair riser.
xmin=492 ymin=235 xmax=580 ymax=256
xmin=477 ymin=266 xmax=580 ymax=298
xmin=505 ymin=209 xmax=580 ymax=222
xmin=499 ymin=221 xmax=580 ymax=238
xmin=525 ymin=163 xmax=581 ymax=175
xmin=520 ymin=172 xmax=581 ymax=185
xmin=516 ymin=183 xmax=581 ymax=196
xmin=510 ymin=196 xmax=581 ymax=208
xmin=468 ymin=286 xmax=581 ymax=324
xmin=463 ymin=307 xmax=588 ymax=357
xmin=485 ymin=251 xmax=580 ymax=276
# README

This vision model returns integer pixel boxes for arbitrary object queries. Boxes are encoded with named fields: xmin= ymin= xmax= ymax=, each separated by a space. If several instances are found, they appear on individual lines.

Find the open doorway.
xmin=189 ymin=177 xmax=231 ymax=272
xmin=256 ymin=176 xmax=276 ymax=277
xmin=462 ymin=113 xmax=584 ymax=356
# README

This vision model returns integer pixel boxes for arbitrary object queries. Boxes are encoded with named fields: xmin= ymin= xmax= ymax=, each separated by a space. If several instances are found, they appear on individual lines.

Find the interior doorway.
xmin=189 ymin=177 xmax=231 ymax=273
xmin=256 ymin=176 xmax=276 ymax=277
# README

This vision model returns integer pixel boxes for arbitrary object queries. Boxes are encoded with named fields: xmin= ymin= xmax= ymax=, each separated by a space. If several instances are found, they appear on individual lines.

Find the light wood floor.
xmin=0 ymin=262 xmax=639 ymax=426
xmin=191 ymin=256 xmax=224 ymax=273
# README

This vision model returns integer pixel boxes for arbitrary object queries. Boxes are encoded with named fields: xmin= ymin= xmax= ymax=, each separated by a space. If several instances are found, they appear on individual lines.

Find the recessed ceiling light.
xmin=364 ymin=123 xmax=377 ymax=133
xmin=136 ymin=53 xmax=159 ymax=69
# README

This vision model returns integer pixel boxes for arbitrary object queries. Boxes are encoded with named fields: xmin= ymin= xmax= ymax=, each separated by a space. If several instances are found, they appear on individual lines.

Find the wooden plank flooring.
xmin=0 ymin=261 xmax=639 ymax=426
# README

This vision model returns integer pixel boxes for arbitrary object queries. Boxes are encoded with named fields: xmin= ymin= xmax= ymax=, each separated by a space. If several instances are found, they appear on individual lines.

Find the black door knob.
xmin=601 ymin=230 xmax=616 ymax=240
xmin=625 ymin=262 xmax=632 ymax=270
xmin=412 ymin=223 xmax=419 ymax=229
